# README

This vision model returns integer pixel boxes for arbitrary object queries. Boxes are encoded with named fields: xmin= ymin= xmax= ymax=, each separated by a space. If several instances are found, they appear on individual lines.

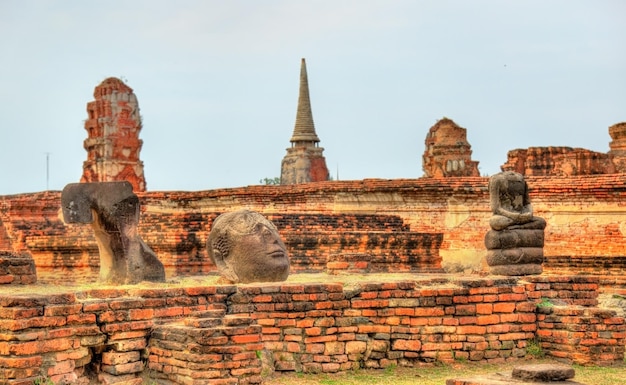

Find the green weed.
xmin=525 ymin=339 xmax=545 ymax=358
xmin=536 ymin=298 xmax=554 ymax=308
xmin=33 ymin=377 xmax=54 ymax=385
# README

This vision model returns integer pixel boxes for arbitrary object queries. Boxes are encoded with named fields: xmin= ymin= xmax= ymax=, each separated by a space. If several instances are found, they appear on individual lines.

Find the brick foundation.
xmin=0 ymin=275 xmax=623 ymax=384
xmin=0 ymin=251 xmax=36 ymax=285
xmin=149 ymin=310 xmax=263 ymax=385
xmin=537 ymin=306 xmax=626 ymax=365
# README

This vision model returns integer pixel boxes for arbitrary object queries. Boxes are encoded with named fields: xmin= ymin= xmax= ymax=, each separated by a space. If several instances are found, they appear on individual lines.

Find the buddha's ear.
xmin=211 ymin=248 xmax=238 ymax=283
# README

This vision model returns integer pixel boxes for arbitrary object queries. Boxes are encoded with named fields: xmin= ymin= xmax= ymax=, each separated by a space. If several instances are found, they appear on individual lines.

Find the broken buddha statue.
xmin=207 ymin=209 xmax=290 ymax=284
xmin=485 ymin=171 xmax=546 ymax=275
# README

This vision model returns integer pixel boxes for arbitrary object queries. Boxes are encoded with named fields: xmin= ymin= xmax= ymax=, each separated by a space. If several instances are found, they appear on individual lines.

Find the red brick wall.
xmin=2 ymin=175 xmax=626 ymax=284
xmin=0 ymin=276 xmax=623 ymax=384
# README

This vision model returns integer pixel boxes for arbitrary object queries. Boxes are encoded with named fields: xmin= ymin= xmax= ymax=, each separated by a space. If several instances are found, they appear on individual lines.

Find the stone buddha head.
xmin=207 ymin=209 xmax=290 ymax=284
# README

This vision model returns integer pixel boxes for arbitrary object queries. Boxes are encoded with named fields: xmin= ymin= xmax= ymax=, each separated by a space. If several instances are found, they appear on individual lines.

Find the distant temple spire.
xmin=80 ymin=77 xmax=146 ymax=191
xmin=290 ymin=58 xmax=320 ymax=144
xmin=280 ymin=59 xmax=329 ymax=184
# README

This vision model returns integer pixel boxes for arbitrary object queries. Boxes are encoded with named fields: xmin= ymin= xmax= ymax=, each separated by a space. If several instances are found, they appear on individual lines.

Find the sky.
xmin=0 ymin=1 xmax=624 ymax=194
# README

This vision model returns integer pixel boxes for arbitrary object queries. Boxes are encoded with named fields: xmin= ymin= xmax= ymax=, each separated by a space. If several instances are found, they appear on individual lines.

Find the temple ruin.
xmin=609 ymin=122 xmax=626 ymax=172
xmin=81 ymin=77 xmax=147 ymax=192
xmin=500 ymin=122 xmax=626 ymax=176
xmin=422 ymin=118 xmax=480 ymax=178
xmin=501 ymin=147 xmax=615 ymax=176
xmin=0 ymin=70 xmax=625 ymax=384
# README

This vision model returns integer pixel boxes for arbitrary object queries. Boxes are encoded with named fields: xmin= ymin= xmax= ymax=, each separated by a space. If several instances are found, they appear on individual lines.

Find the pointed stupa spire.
xmin=290 ymin=58 xmax=320 ymax=144
xmin=280 ymin=58 xmax=329 ymax=184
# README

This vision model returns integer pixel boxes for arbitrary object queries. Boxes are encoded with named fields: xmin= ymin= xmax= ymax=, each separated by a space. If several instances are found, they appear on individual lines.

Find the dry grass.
xmin=2 ymin=272 xmax=455 ymax=296
xmin=264 ymin=358 xmax=626 ymax=385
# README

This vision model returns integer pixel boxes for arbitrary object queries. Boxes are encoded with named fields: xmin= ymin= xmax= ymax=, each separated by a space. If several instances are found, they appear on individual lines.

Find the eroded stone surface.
xmin=207 ymin=209 xmax=290 ymax=283
xmin=446 ymin=373 xmax=583 ymax=385
xmin=490 ymin=263 xmax=543 ymax=275
xmin=512 ymin=364 xmax=575 ymax=382
xmin=61 ymin=181 xmax=164 ymax=284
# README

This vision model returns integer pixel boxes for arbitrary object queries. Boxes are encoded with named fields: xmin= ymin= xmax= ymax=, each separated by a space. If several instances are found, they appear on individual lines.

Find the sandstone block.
xmin=324 ymin=341 xmax=345 ymax=355
xmin=490 ymin=264 xmax=543 ymax=276
xmin=484 ymin=229 xmax=544 ymax=250
xmin=345 ymin=341 xmax=366 ymax=355
xmin=486 ymin=248 xmax=544 ymax=266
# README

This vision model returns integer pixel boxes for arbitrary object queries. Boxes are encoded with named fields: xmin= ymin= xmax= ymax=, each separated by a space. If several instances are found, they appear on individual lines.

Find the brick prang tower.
xmin=280 ymin=59 xmax=330 ymax=185
xmin=608 ymin=122 xmax=626 ymax=173
xmin=422 ymin=117 xmax=480 ymax=178
xmin=81 ymin=77 xmax=146 ymax=192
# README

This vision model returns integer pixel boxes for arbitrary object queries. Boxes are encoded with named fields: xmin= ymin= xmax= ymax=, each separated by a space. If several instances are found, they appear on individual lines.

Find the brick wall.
xmin=1 ymin=175 xmax=626 ymax=286
xmin=0 ymin=276 xmax=623 ymax=384
xmin=0 ymin=252 xmax=36 ymax=285
xmin=501 ymin=147 xmax=615 ymax=176
xmin=536 ymin=306 xmax=626 ymax=365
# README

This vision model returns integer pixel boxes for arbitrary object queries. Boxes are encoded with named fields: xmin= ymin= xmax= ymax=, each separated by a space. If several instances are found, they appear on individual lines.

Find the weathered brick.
xmin=102 ymin=351 xmax=140 ymax=365
xmin=392 ymin=339 xmax=421 ymax=351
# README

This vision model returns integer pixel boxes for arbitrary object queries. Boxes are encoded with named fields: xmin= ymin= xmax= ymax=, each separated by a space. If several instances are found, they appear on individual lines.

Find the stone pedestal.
xmin=485 ymin=229 xmax=544 ymax=275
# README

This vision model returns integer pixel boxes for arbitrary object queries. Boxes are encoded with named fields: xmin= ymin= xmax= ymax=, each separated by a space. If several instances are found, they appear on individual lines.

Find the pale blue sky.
xmin=1 ymin=1 xmax=624 ymax=194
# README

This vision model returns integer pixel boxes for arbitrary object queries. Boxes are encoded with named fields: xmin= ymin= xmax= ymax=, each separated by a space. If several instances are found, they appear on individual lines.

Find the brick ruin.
xmin=2 ymin=175 xmax=626 ymax=291
xmin=0 ymin=275 xmax=623 ymax=384
xmin=500 ymin=123 xmax=626 ymax=177
xmin=1 ymin=69 xmax=626 ymax=383
xmin=501 ymin=147 xmax=615 ymax=176
xmin=422 ymin=118 xmax=480 ymax=178
xmin=0 ymin=251 xmax=36 ymax=285
xmin=3 ymin=177 xmax=626 ymax=383
xmin=81 ymin=77 xmax=146 ymax=192
xmin=609 ymin=122 xmax=626 ymax=172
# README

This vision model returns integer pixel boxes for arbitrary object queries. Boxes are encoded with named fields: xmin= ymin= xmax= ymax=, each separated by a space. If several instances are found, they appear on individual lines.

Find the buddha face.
xmin=208 ymin=210 xmax=290 ymax=283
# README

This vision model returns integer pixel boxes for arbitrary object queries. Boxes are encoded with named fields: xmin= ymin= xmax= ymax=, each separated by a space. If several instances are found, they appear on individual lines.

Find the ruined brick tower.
xmin=422 ymin=118 xmax=480 ymax=178
xmin=81 ymin=77 xmax=146 ymax=192
xmin=280 ymin=59 xmax=330 ymax=185
xmin=608 ymin=122 xmax=626 ymax=173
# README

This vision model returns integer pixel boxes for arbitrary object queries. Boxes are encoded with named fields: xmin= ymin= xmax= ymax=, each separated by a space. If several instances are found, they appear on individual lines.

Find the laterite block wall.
xmin=1 ymin=175 xmax=626 ymax=287
xmin=0 ymin=276 xmax=623 ymax=384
